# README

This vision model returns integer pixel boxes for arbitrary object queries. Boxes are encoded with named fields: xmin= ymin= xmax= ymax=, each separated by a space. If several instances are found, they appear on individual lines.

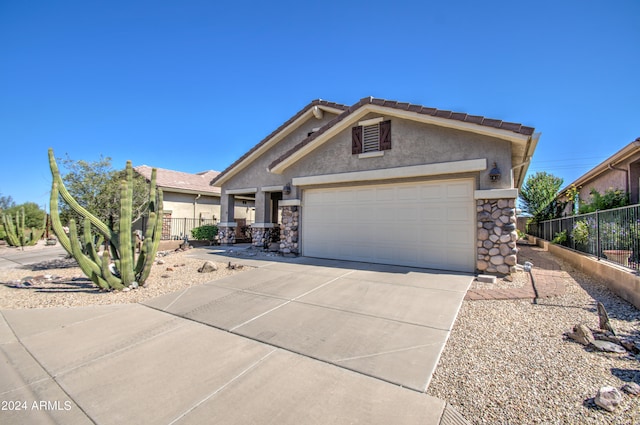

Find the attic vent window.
xmin=363 ymin=124 xmax=380 ymax=152
xmin=352 ymin=118 xmax=391 ymax=155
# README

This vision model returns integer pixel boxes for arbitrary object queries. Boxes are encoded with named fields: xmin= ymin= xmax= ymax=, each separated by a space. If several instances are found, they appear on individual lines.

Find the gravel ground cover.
xmin=0 ymin=248 xmax=248 ymax=309
xmin=428 ymin=247 xmax=640 ymax=424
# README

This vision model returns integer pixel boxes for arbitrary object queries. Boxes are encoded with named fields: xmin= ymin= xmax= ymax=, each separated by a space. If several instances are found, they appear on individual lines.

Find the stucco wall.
xmin=284 ymin=114 xmax=513 ymax=190
xmin=219 ymin=111 xmax=339 ymax=223
xmin=564 ymin=151 xmax=640 ymax=214
xmin=162 ymin=192 xmax=219 ymax=220
xmin=222 ymin=112 xmax=339 ymax=190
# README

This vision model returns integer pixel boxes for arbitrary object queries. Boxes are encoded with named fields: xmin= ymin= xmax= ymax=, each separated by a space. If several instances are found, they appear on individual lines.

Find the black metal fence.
xmin=137 ymin=217 xmax=218 ymax=240
xmin=528 ymin=204 xmax=640 ymax=272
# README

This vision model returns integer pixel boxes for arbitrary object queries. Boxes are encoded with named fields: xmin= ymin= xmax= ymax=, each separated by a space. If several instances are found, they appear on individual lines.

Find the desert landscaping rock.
xmin=622 ymin=382 xmax=640 ymax=396
xmin=0 ymin=249 xmax=248 ymax=309
xmin=591 ymin=340 xmax=627 ymax=353
xmin=595 ymin=386 xmax=624 ymax=412
xmin=198 ymin=260 xmax=218 ymax=273
xmin=567 ymin=323 xmax=595 ymax=346
xmin=428 ymin=246 xmax=640 ymax=424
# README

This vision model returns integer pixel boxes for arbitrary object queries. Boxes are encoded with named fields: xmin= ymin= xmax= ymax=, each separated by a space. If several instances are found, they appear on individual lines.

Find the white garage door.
xmin=302 ymin=179 xmax=475 ymax=272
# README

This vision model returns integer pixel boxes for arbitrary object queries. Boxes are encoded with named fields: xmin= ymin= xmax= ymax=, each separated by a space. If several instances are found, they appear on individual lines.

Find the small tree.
xmin=57 ymin=154 xmax=150 ymax=227
xmin=519 ymin=172 xmax=564 ymax=222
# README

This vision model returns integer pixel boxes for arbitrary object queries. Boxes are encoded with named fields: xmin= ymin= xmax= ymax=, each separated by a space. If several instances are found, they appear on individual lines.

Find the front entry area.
xmin=302 ymin=179 xmax=476 ymax=272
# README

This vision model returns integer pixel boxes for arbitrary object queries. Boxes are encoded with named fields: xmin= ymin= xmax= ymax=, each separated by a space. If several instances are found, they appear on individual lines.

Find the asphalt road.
xmin=0 ymin=245 xmax=68 ymax=270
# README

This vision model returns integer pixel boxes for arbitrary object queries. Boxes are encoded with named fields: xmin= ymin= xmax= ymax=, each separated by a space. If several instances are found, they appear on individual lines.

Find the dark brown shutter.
xmin=352 ymin=125 xmax=363 ymax=154
xmin=379 ymin=120 xmax=391 ymax=150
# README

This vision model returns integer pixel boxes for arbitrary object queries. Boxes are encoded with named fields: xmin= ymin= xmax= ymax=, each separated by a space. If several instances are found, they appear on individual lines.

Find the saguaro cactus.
xmin=48 ymin=148 xmax=163 ymax=290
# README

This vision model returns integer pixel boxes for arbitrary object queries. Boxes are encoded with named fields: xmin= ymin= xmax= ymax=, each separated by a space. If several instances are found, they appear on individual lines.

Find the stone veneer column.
xmin=279 ymin=206 xmax=299 ymax=255
xmin=250 ymin=227 xmax=267 ymax=248
xmin=476 ymin=198 xmax=518 ymax=275
xmin=218 ymin=224 xmax=236 ymax=245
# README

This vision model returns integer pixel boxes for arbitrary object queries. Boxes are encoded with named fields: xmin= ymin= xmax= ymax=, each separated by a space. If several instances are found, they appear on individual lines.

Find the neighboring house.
xmin=558 ymin=137 xmax=640 ymax=215
xmin=212 ymin=97 xmax=539 ymax=274
xmin=134 ymin=166 xmax=254 ymax=239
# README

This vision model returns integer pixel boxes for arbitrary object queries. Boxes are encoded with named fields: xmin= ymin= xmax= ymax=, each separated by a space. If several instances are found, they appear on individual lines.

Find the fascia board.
xmin=559 ymin=140 xmax=640 ymax=193
xmin=292 ymin=158 xmax=487 ymax=186
xmin=159 ymin=187 xmax=221 ymax=196
xmin=270 ymin=104 xmax=530 ymax=174
xmin=215 ymin=105 xmax=347 ymax=186
xmin=474 ymin=189 xmax=519 ymax=199
xmin=225 ymin=188 xmax=258 ymax=195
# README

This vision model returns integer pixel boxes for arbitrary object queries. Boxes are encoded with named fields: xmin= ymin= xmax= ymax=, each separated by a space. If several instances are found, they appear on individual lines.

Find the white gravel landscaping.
xmin=428 ymin=249 xmax=640 ymax=424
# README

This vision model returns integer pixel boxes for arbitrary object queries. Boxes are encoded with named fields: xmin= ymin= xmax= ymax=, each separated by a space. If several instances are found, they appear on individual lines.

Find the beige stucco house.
xmin=134 ymin=166 xmax=254 ymax=239
xmin=559 ymin=137 xmax=640 ymax=214
xmin=212 ymin=97 xmax=539 ymax=274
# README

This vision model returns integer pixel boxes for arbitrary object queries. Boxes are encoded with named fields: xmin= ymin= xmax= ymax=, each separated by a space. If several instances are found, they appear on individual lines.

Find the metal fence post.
xmin=596 ymin=210 xmax=601 ymax=260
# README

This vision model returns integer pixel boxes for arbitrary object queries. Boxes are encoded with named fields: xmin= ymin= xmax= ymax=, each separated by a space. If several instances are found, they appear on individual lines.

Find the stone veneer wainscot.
xmin=476 ymin=198 xmax=518 ymax=275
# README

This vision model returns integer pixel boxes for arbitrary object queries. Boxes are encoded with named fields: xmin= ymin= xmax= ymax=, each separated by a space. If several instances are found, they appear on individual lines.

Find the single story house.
xmin=212 ymin=97 xmax=539 ymax=274
xmin=558 ymin=137 xmax=640 ymax=215
xmin=134 ymin=166 xmax=255 ymax=239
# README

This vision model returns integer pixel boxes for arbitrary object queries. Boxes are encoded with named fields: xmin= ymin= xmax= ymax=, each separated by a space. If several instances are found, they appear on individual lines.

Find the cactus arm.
xmin=118 ymin=176 xmax=134 ymax=285
xmin=49 ymin=181 xmax=73 ymax=254
xmin=100 ymin=249 xmax=125 ymax=290
xmin=48 ymin=148 xmax=113 ymax=239
xmin=81 ymin=218 xmax=102 ymax=265
xmin=18 ymin=208 xmax=25 ymax=247
xmin=135 ymin=168 xmax=158 ymax=276
xmin=138 ymin=189 xmax=162 ymax=285
xmin=2 ymin=213 xmax=18 ymax=246
xmin=67 ymin=219 xmax=110 ymax=290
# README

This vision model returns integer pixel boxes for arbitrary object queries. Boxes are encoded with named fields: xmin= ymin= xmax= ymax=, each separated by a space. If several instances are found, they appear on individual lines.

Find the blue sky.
xmin=1 ymin=0 xmax=639 ymax=208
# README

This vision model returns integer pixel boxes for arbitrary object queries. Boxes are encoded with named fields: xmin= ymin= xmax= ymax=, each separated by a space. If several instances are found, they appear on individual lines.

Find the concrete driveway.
xmin=0 ymin=249 xmax=472 ymax=424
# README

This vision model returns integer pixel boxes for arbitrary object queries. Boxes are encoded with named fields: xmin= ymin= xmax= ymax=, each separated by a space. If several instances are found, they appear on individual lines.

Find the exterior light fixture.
xmin=283 ymin=183 xmax=292 ymax=195
xmin=489 ymin=163 xmax=501 ymax=182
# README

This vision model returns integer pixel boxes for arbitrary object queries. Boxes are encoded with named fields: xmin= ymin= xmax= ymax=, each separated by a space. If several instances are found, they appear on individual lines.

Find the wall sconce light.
xmin=283 ymin=183 xmax=292 ymax=195
xmin=489 ymin=162 xmax=502 ymax=182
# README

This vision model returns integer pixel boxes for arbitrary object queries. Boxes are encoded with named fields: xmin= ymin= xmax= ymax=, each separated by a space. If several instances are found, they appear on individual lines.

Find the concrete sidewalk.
xmin=1 ymin=252 xmax=472 ymax=424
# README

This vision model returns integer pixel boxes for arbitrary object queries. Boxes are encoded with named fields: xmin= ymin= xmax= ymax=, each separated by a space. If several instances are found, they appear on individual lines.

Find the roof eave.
xmin=213 ymin=103 xmax=347 ymax=186
xmin=559 ymin=139 xmax=640 ymax=194
xmin=269 ymin=103 xmax=531 ymax=175
xmin=158 ymin=186 xmax=221 ymax=196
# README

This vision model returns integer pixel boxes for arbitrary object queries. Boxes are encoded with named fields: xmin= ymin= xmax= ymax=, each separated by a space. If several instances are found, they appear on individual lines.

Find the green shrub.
xmin=571 ymin=220 xmax=590 ymax=245
xmin=578 ymin=188 xmax=629 ymax=214
xmin=191 ymin=225 xmax=218 ymax=241
xmin=552 ymin=230 xmax=567 ymax=244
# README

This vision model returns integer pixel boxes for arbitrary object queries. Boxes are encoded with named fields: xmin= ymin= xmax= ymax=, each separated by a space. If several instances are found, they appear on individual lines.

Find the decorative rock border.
xmin=476 ymin=198 xmax=518 ymax=275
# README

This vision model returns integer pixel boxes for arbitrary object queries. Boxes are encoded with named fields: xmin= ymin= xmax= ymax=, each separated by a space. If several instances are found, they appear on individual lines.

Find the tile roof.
xmin=268 ymin=97 xmax=536 ymax=171
xmin=212 ymin=96 xmax=536 ymax=183
xmin=134 ymin=165 xmax=221 ymax=195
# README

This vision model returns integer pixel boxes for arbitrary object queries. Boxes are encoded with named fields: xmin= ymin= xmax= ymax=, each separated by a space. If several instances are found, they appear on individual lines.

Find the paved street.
xmin=0 ymin=245 xmax=67 ymax=270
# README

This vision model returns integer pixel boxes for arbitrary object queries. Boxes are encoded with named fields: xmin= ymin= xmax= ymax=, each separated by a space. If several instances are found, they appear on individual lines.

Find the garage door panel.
xmin=303 ymin=179 xmax=475 ymax=272
xmin=376 ymin=187 xmax=395 ymax=201
xmin=447 ymin=205 xmax=473 ymax=222
xmin=422 ymin=205 xmax=445 ymax=222
xmin=447 ymin=182 xmax=473 ymax=198
xmin=420 ymin=185 xmax=442 ymax=200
